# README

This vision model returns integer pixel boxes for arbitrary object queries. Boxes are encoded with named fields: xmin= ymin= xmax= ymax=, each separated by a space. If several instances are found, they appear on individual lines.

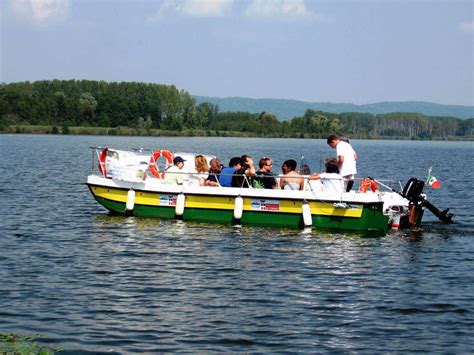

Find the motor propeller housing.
xmin=402 ymin=177 xmax=453 ymax=224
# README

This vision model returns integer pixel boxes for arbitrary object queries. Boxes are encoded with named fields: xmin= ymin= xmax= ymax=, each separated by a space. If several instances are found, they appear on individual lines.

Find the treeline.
xmin=1 ymin=80 xmax=473 ymax=139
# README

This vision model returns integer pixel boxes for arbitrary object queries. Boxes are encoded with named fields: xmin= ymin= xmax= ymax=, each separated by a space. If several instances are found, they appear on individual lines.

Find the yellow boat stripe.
xmin=91 ymin=186 xmax=129 ymax=202
xmin=135 ymin=191 xmax=160 ymax=206
xmin=91 ymin=187 xmax=160 ymax=205
xmin=90 ymin=186 xmax=362 ymax=217
xmin=185 ymin=195 xmax=235 ymax=210
xmin=310 ymin=201 xmax=363 ymax=217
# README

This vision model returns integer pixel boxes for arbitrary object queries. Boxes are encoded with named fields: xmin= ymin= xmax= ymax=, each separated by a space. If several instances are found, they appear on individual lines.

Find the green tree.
xmin=137 ymin=117 xmax=146 ymax=130
xmin=145 ymin=115 xmax=153 ymax=133
xmin=79 ymin=92 xmax=98 ymax=125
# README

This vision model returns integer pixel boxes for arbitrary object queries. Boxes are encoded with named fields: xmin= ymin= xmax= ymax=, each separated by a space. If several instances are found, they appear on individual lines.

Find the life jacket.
xmin=359 ymin=177 xmax=378 ymax=192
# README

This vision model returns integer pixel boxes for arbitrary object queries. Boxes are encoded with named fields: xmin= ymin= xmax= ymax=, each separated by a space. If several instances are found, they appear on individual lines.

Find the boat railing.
xmin=89 ymin=147 xmax=400 ymax=191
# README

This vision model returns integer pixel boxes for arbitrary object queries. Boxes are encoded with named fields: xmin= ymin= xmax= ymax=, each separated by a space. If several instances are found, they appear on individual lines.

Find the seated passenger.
xmin=218 ymin=157 xmax=242 ymax=187
xmin=308 ymin=158 xmax=343 ymax=194
xmin=253 ymin=157 xmax=280 ymax=189
xmin=280 ymin=159 xmax=304 ymax=190
xmin=164 ymin=156 xmax=186 ymax=185
xmin=299 ymin=163 xmax=311 ymax=175
xmin=232 ymin=154 xmax=256 ymax=188
xmin=206 ymin=158 xmax=222 ymax=186
xmin=188 ymin=154 xmax=210 ymax=186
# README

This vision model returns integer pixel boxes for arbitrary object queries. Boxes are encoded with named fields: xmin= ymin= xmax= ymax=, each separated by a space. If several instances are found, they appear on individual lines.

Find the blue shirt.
xmin=219 ymin=167 xmax=236 ymax=187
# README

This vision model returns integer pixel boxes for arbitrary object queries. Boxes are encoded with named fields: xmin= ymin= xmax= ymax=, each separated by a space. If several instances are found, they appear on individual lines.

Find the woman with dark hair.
xmin=309 ymin=157 xmax=344 ymax=194
xmin=280 ymin=159 xmax=304 ymax=190
xmin=232 ymin=154 xmax=256 ymax=188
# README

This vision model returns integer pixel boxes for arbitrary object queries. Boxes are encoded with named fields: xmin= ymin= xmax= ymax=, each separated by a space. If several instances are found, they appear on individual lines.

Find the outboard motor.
xmin=401 ymin=178 xmax=425 ymax=227
xmin=402 ymin=178 xmax=454 ymax=224
xmin=402 ymin=178 xmax=425 ymax=202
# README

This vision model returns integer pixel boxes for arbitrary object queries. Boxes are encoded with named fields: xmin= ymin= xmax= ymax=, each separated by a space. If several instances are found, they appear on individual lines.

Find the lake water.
xmin=1 ymin=135 xmax=473 ymax=353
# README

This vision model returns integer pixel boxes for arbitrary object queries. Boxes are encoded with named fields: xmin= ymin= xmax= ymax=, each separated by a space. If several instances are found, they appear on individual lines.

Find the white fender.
xmin=302 ymin=203 xmax=312 ymax=227
xmin=391 ymin=213 xmax=401 ymax=230
xmin=175 ymin=193 xmax=185 ymax=216
xmin=234 ymin=196 xmax=243 ymax=220
xmin=126 ymin=189 xmax=135 ymax=211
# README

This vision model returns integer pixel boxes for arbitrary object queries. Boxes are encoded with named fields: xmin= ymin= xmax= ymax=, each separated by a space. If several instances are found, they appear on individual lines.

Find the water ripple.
xmin=0 ymin=136 xmax=473 ymax=352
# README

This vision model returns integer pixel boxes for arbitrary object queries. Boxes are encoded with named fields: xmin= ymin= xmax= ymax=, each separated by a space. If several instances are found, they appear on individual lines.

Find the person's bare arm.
xmin=337 ymin=155 xmax=344 ymax=167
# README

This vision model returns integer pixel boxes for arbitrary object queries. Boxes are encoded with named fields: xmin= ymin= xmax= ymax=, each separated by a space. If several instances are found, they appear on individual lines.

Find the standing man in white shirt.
xmin=327 ymin=135 xmax=357 ymax=191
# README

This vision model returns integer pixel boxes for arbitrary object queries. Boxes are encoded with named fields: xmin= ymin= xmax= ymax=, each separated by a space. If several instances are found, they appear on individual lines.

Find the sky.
xmin=1 ymin=0 xmax=473 ymax=105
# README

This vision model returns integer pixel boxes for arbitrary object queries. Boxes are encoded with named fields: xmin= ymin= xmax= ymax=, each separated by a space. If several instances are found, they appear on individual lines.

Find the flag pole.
xmin=426 ymin=167 xmax=432 ymax=184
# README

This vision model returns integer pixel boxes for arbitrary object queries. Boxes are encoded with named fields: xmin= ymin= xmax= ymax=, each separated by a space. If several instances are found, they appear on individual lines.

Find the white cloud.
xmin=148 ymin=0 xmax=233 ymax=21
xmin=458 ymin=21 xmax=474 ymax=33
xmin=148 ymin=0 xmax=321 ymax=22
xmin=9 ymin=0 xmax=71 ymax=25
xmin=182 ymin=0 xmax=233 ymax=17
xmin=244 ymin=0 xmax=320 ymax=21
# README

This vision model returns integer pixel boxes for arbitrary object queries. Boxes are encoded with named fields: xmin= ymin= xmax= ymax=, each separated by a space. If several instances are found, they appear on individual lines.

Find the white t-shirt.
xmin=164 ymin=165 xmax=183 ymax=185
xmin=336 ymin=141 xmax=357 ymax=177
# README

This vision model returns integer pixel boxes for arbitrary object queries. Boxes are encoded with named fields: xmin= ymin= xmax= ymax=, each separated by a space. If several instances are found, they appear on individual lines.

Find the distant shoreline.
xmin=194 ymin=96 xmax=474 ymax=120
xmin=2 ymin=125 xmax=473 ymax=141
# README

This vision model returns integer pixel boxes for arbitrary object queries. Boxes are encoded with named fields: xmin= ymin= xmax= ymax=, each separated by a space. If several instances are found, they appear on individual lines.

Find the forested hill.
xmin=193 ymin=96 xmax=473 ymax=120
xmin=1 ymin=80 xmax=473 ymax=139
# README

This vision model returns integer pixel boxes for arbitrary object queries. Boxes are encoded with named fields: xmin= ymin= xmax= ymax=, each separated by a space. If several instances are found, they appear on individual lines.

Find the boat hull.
xmin=87 ymin=178 xmax=389 ymax=232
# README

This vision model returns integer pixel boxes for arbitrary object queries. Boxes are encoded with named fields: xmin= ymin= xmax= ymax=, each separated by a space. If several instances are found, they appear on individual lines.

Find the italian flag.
xmin=428 ymin=172 xmax=441 ymax=189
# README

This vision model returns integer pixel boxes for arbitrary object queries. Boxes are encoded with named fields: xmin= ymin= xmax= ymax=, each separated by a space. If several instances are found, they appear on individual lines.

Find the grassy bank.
xmin=1 ymin=124 xmax=261 ymax=137
xmin=1 ymin=124 xmax=473 ymax=141
xmin=0 ymin=333 xmax=61 ymax=353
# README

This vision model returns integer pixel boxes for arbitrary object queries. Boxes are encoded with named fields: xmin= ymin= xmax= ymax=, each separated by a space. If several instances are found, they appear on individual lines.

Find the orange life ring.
xmin=149 ymin=150 xmax=174 ymax=178
xmin=359 ymin=178 xmax=378 ymax=192
xmin=98 ymin=149 xmax=108 ymax=176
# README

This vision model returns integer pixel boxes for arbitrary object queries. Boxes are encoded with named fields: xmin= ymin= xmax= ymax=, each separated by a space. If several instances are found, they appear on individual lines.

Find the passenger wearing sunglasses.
xmin=253 ymin=157 xmax=280 ymax=189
